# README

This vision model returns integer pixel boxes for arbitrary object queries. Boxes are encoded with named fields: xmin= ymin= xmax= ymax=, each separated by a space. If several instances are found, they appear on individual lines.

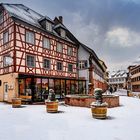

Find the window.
xmin=60 ymin=29 xmax=66 ymax=38
xmin=68 ymin=64 xmax=73 ymax=72
xmin=46 ymin=21 xmax=52 ymax=32
xmin=3 ymin=31 xmax=9 ymax=44
xmin=57 ymin=62 xmax=63 ymax=71
xmin=3 ymin=56 xmax=13 ymax=67
xmin=68 ymin=47 xmax=73 ymax=56
xmin=57 ymin=43 xmax=63 ymax=53
xmin=79 ymin=60 xmax=88 ymax=69
xmin=0 ymin=12 xmax=3 ymax=24
xmin=43 ymin=59 xmax=50 ymax=69
xmin=43 ymin=38 xmax=50 ymax=49
xmin=27 ymin=55 xmax=35 ymax=67
xmin=26 ymin=31 xmax=34 ymax=44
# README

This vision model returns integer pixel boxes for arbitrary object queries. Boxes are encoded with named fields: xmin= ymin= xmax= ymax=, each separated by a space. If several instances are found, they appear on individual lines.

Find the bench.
xmin=19 ymin=95 xmax=32 ymax=104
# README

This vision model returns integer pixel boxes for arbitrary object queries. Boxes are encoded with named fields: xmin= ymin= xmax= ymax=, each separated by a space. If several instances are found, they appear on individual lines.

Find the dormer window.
xmin=60 ymin=29 xmax=66 ymax=38
xmin=46 ymin=21 xmax=52 ymax=32
xmin=38 ymin=16 xmax=54 ymax=32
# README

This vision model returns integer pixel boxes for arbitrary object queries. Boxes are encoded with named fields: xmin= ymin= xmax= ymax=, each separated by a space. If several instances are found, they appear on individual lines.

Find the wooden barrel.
xmin=91 ymin=106 xmax=107 ymax=119
xmin=45 ymin=101 xmax=58 ymax=113
xmin=12 ymin=98 xmax=21 ymax=108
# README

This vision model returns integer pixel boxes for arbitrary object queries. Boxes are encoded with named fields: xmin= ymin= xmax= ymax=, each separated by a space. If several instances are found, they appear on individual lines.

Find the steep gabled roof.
xmin=2 ymin=3 xmax=43 ymax=28
xmin=109 ymin=70 xmax=127 ymax=78
xmin=0 ymin=3 xmax=75 ymax=44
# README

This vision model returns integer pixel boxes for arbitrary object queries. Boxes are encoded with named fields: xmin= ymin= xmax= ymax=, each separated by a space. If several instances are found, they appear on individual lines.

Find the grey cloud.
xmin=2 ymin=0 xmax=140 ymax=71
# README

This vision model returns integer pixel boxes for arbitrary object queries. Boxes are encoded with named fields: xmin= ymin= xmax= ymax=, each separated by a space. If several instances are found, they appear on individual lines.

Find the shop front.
xmin=18 ymin=75 xmax=86 ymax=102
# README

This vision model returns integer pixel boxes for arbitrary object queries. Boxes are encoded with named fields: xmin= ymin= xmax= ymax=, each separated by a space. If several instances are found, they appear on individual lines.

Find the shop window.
xmin=19 ymin=79 xmax=25 ymax=96
xmin=34 ymin=78 xmax=42 ymax=101
xmin=66 ymin=80 xmax=71 ymax=94
xmin=42 ymin=78 xmax=49 ymax=99
xmin=55 ymin=79 xmax=61 ymax=98
xmin=49 ymin=79 xmax=54 ymax=91
xmin=25 ymin=78 xmax=32 ymax=96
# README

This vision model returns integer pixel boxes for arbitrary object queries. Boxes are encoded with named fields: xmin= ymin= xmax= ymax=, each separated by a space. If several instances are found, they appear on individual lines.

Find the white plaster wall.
xmin=78 ymin=45 xmax=89 ymax=93
xmin=78 ymin=45 xmax=105 ymax=92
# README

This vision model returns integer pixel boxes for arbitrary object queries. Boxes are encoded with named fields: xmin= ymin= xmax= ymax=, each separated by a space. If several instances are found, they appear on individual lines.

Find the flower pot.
xmin=45 ymin=100 xmax=58 ymax=113
xmin=91 ymin=102 xmax=108 ymax=119
xmin=12 ymin=98 xmax=22 ymax=108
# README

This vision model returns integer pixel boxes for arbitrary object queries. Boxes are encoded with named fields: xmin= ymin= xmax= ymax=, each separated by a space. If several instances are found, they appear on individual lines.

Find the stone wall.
xmin=65 ymin=95 xmax=119 ymax=108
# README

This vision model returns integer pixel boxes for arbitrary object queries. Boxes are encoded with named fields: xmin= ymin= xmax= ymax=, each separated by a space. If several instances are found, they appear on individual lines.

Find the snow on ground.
xmin=113 ymin=89 xmax=128 ymax=96
xmin=0 ymin=95 xmax=140 ymax=140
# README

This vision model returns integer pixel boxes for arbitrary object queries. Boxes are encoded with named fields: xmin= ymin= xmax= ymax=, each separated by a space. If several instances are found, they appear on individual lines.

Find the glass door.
xmin=34 ymin=78 xmax=42 ymax=102
xmin=55 ymin=79 xmax=61 ymax=99
xmin=42 ymin=78 xmax=49 ymax=100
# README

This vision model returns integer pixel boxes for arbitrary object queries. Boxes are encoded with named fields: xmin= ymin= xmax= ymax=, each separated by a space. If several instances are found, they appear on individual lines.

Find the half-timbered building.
xmin=0 ymin=3 xmax=86 ymax=102
xmin=0 ymin=3 xmax=108 ymax=103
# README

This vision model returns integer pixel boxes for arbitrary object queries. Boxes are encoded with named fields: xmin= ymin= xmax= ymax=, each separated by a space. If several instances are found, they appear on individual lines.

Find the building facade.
xmin=127 ymin=65 xmax=140 ymax=92
xmin=109 ymin=70 xmax=127 ymax=89
xmin=0 ymin=3 xmax=107 ymax=103
xmin=0 ymin=3 xmax=87 ymax=102
xmin=78 ymin=44 xmax=108 ymax=93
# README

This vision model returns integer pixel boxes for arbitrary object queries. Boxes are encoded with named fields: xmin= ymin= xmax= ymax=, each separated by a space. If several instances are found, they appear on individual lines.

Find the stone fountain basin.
xmin=65 ymin=94 xmax=119 ymax=108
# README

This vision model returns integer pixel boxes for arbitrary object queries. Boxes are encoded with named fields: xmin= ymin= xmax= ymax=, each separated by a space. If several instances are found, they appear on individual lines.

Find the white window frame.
xmin=46 ymin=21 xmax=52 ymax=32
xmin=57 ymin=43 xmax=63 ymax=53
xmin=3 ymin=55 xmax=13 ymax=67
xmin=43 ymin=37 xmax=50 ymax=49
xmin=43 ymin=58 xmax=50 ymax=69
xmin=0 ymin=12 xmax=3 ymax=24
xmin=60 ymin=29 xmax=66 ymax=38
xmin=3 ymin=31 xmax=9 ymax=44
xmin=68 ymin=63 xmax=73 ymax=72
xmin=68 ymin=47 xmax=73 ymax=56
xmin=26 ymin=31 xmax=35 ymax=44
xmin=79 ymin=60 xmax=88 ymax=69
xmin=57 ymin=61 xmax=63 ymax=71
xmin=26 ymin=55 xmax=35 ymax=67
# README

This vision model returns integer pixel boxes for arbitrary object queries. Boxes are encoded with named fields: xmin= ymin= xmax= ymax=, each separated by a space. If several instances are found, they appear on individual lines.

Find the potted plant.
xmin=45 ymin=89 xmax=58 ymax=113
xmin=12 ymin=97 xmax=22 ymax=108
xmin=91 ymin=88 xmax=108 ymax=119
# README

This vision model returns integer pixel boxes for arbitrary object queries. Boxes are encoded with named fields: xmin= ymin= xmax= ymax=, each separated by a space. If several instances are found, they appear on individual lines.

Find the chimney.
xmin=59 ymin=16 xmax=63 ymax=23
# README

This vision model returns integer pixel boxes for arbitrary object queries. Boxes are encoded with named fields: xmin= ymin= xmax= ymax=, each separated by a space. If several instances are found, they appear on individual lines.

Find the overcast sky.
xmin=1 ymin=0 xmax=140 ymax=71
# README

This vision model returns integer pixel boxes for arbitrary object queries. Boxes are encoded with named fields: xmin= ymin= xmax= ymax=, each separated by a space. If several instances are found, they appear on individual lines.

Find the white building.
xmin=109 ymin=70 xmax=127 ymax=89
xmin=78 ymin=44 xmax=107 ymax=93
